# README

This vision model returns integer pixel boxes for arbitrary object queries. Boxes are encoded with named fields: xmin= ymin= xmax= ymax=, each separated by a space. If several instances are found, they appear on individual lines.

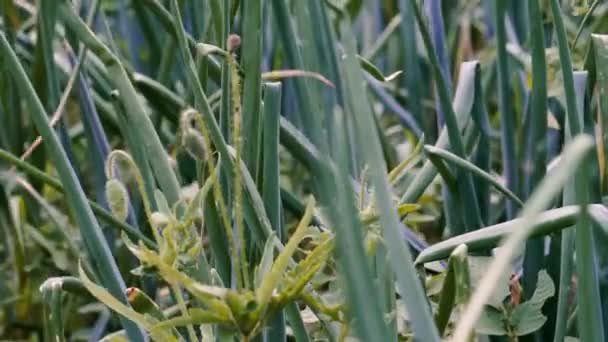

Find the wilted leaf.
xmin=512 ymin=307 xmax=547 ymax=336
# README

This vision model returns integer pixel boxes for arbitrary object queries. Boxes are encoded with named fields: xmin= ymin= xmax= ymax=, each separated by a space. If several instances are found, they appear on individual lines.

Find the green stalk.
xmin=261 ymin=82 xmax=285 ymax=339
xmin=400 ymin=61 xmax=480 ymax=206
xmin=329 ymin=106 xmax=389 ymax=342
xmin=269 ymin=0 xmax=319 ymax=141
xmin=494 ymin=0 xmax=518 ymax=220
xmin=339 ymin=21 xmax=440 ymax=341
xmin=169 ymin=0 xmax=272 ymax=247
xmin=0 ymin=32 xmax=145 ymax=342
xmin=241 ymin=0 xmax=263 ymax=178
xmin=136 ymin=0 xmax=222 ymax=82
xmin=415 ymin=204 xmax=608 ymax=264
xmin=550 ymin=0 xmax=604 ymax=339
xmin=522 ymin=0 xmax=549 ymax=303
xmin=424 ymin=145 xmax=524 ymax=207
xmin=411 ymin=1 xmax=483 ymax=232
xmin=397 ymin=0 xmax=424 ymax=134
xmin=58 ymin=1 xmax=182 ymax=206
xmin=227 ymin=50 xmax=249 ymax=289
xmin=553 ymin=72 xmax=585 ymax=342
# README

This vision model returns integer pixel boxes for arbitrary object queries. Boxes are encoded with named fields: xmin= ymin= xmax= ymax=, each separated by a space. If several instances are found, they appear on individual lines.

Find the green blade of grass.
xmin=592 ymin=34 xmax=608 ymax=193
xmin=0 ymin=32 xmax=146 ymax=342
xmin=411 ymin=3 xmax=483 ymax=232
xmin=270 ymin=0 xmax=322 ymax=142
xmin=400 ymin=61 xmax=479 ymax=217
xmin=553 ymin=71 xmax=588 ymax=342
xmin=37 ymin=0 xmax=81 ymax=175
xmin=58 ymin=2 xmax=182 ymax=206
xmin=470 ymin=73 xmax=493 ymax=224
xmin=339 ymin=20 xmax=440 ymax=341
xmin=494 ymin=0 xmax=518 ymax=220
xmin=0 ymin=0 xmax=23 ymax=156
xmin=424 ymin=145 xmax=524 ymax=207
xmin=550 ymin=0 xmax=605 ymax=338
xmin=307 ymin=0 xmax=344 ymax=106
xmin=397 ymin=0 xmax=424 ymax=135
xmin=329 ymin=106 xmax=390 ymax=341
xmin=521 ymin=0 xmax=549 ymax=308
xmin=415 ymin=204 xmax=608 ymax=264
xmin=240 ymin=0 xmax=263 ymax=180
xmin=136 ymin=0 xmax=222 ymax=82
xmin=261 ymin=82 xmax=287 ymax=341
xmin=262 ymin=82 xmax=283 ymax=244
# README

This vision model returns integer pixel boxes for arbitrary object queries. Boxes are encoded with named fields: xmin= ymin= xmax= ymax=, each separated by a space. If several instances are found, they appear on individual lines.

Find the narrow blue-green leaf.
xmin=270 ymin=0 xmax=319 ymax=142
xmin=339 ymin=20 xmax=440 ymax=341
xmin=400 ymin=61 xmax=480 ymax=206
xmin=0 ymin=33 xmax=146 ymax=342
xmin=39 ymin=0 xmax=80 ymax=172
xmin=592 ymin=34 xmax=608 ymax=192
xmin=550 ymin=0 xmax=604 ymax=338
xmin=262 ymin=82 xmax=282 ymax=240
xmin=58 ymin=2 xmax=182 ymax=206
xmin=424 ymin=145 xmax=523 ymax=207
xmin=411 ymin=3 xmax=483 ymax=232
xmin=241 ymin=0 xmax=263 ymax=178
xmin=329 ymin=106 xmax=389 ymax=342
xmin=521 ymin=0 xmax=549 ymax=305
xmin=261 ymin=82 xmax=287 ymax=341
xmin=416 ymin=204 xmax=608 ymax=264
xmin=397 ymin=0 xmax=424 ymax=134
xmin=494 ymin=0 xmax=518 ymax=219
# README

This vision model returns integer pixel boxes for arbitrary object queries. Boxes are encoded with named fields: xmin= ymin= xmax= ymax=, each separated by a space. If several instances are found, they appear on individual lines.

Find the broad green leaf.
xmin=513 ymin=306 xmax=547 ymax=336
xmin=511 ymin=270 xmax=555 ymax=335
xmin=475 ymin=306 xmax=507 ymax=336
